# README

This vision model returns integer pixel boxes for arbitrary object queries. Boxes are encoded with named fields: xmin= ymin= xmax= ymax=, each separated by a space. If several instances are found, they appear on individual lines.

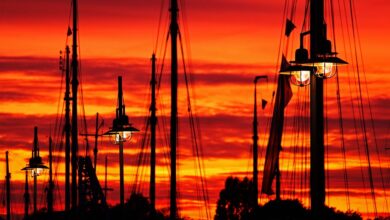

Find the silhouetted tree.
xmin=258 ymin=199 xmax=309 ymax=220
xmin=214 ymin=177 xmax=363 ymax=220
xmin=25 ymin=192 xmax=167 ymax=220
xmin=214 ymin=176 xmax=256 ymax=220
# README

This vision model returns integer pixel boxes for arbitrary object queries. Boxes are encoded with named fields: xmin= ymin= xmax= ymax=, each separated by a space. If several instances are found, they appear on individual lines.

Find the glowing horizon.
xmin=0 ymin=0 xmax=389 ymax=219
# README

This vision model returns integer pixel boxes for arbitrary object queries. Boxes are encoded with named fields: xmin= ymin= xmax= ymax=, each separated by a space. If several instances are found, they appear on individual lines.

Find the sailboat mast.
xmin=310 ymin=0 xmax=325 ymax=216
xmin=5 ymin=151 xmax=11 ymax=220
xmin=71 ymin=0 xmax=79 ymax=209
xmin=65 ymin=45 xmax=71 ymax=212
xmin=47 ymin=136 xmax=54 ymax=213
xmin=150 ymin=54 xmax=157 ymax=211
xmin=33 ymin=127 xmax=38 ymax=213
xmin=94 ymin=113 xmax=99 ymax=169
xmin=253 ymin=80 xmax=259 ymax=206
xmin=170 ymin=0 xmax=179 ymax=219
xmin=24 ymin=171 xmax=30 ymax=219
xmin=104 ymin=155 xmax=108 ymax=198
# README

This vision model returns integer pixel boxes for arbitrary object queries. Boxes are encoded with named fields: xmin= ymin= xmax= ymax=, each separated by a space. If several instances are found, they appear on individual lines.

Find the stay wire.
xmin=351 ymin=0 xmax=389 ymax=213
xmin=330 ymin=0 xmax=351 ymax=209
xmin=348 ymin=0 xmax=378 ymax=215
xmin=338 ymin=0 xmax=369 ymax=213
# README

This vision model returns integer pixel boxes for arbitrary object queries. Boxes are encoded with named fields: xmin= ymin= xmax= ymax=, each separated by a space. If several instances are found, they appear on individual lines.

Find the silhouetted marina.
xmin=0 ymin=0 xmax=388 ymax=220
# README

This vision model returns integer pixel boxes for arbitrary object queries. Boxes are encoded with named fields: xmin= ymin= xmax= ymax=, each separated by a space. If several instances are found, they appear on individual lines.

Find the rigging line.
xmin=335 ymin=68 xmax=351 ymax=209
xmin=77 ymin=34 xmax=91 ymax=157
xmin=301 ymin=0 xmax=310 ymax=33
xmin=178 ymin=29 xmax=211 ymax=219
xmin=351 ymin=1 xmax=389 ymax=213
xmin=304 ymin=85 xmax=309 ymax=206
xmin=275 ymin=0 xmax=289 ymax=85
xmin=132 ymin=119 xmax=150 ymax=193
xmin=290 ymin=0 xmax=298 ymax=20
xmin=300 ymin=87 xmax=305 ymax=200
xmin=154 ymin=0 xmax=166 ymax=53
xmin=330 ymin=0 xmax=351 ymax=209
xmin=53 ymin=52 xmax=65 ymax=157
xmin=179 ymin=5 xmax=212 ymax=215
xmin=338 ymin=0 xmax=370 ymax=213
xmin=325 ymin=78 xmax=330 ymax=206
xmin=157 ymin=122 xmax=171 ymax=178
xmin=348 ymin=0 xmax=378 ymax=216
xmin=156 ymin=32 xmax=171 ymax=142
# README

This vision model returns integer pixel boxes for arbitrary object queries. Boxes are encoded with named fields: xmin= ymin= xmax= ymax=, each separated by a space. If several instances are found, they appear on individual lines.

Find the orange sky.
xmin=0 ymin=0 xmax=389 ymax=219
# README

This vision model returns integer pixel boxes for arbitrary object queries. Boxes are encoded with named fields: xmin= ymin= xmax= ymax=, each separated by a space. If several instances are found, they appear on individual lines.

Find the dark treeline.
xmin=214 ymin=176 xmax=376 ymax=220
xmin=17 ymin=177 xmax=389 ymax=220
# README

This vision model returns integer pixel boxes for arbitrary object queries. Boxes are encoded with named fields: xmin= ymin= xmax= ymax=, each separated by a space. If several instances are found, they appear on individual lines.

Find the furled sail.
xmin=261 ymin=74 xmax=292 ymax=195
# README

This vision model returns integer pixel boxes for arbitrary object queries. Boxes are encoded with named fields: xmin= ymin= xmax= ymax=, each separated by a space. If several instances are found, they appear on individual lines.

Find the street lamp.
xmin=278 ymin=2 xmax=349 ymax=215
xmin=22 ymin=127 xmax=48 ymax=176
xmin=281 ymin=32 xmax=347 ymax=86
xmin=104 ymin=76 xmax=139 ymax=206
xmin=22 ymin=126 xmax=48 ymax=213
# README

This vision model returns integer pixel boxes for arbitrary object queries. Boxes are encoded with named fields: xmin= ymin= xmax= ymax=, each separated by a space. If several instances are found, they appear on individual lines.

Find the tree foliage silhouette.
xmin=214 ymin=177 xmax=363 ymax=220
xmin=214 ymin=176 xmax=256 ymax=220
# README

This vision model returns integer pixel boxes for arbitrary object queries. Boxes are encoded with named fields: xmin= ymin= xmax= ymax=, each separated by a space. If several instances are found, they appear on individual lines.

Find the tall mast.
xmin=64 ymin=45 xmax=71 ymax=212
xmin=253 ymin=80 xmax=259 ymax=206
xmin=71 ymin=0 xmax=79 ymax=209
xmin=150 ymin=54 xmax=157 ymax=211
xmin=170 ymin=0 xmax=179 ymax=219
xmin=33 ymin=127 xmax=38 ymax=213
xmin=118 ymin=76 xmax=125 ymax=206
xmin=310 ymin=0 xmax=325 ymax=216
xmin=94 ymin=112 xmax=99 ymax=169
xmin=24 ymin=171 xmax=30 ymax=219
xmin=104 ymin=156 xmax=108 ymax=198
xmin=5 ymin=151 xmax=11 ymax=220
xmin=47 ymin=136 xmax=54 ymax=213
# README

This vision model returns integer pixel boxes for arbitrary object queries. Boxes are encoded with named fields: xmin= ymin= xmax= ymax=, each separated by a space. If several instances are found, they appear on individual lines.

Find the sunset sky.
xmin=0 ymin=0 xmax=389 ymax=219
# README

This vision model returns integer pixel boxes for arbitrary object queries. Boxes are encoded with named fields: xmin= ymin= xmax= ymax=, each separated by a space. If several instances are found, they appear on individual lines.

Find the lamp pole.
xmin=253 ymin=75 xmax=267 ymax=206
xmin=24 ymin=171 xmax=30 ymax=218
xmin=310 ymin=0 xmax=326 ymax=216
xmin=118 ymin=76 xmax=125 ymax=207
xmin=5 ymin=151 xmax=11 ymax=220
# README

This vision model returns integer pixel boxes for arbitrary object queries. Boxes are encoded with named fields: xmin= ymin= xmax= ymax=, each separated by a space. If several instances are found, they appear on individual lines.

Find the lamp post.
xmin=104 ymin=76 xmax=139 ymax=206
xmin=253 ymin=75 xmax=267 ymax=206
xmin=279 ymin=0 xmax=347 ymax=217
xmin=22 ymin=127 xmax=48 ymax=213
xmin=5 ymin=151 xmax=11 ymax=220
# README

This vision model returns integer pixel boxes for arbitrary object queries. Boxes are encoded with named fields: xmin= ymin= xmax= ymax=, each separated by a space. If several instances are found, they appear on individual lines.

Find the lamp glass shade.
xmin=292 ymin=70 xmax=311 ymax=86
xmin=280 ymin=65 xmax=313 ymax=87
xmin=112 ymin=131 xmax=132 ymax=144
xmin=22 ymin=163 xmax=48 ymax=177
xmin=311 ymin=62 xmax=335 ymax=78
xmin=104 ymin=126 xmax=139 ymax=144
xmin=31 ymin=167 xmax=44 ymax=177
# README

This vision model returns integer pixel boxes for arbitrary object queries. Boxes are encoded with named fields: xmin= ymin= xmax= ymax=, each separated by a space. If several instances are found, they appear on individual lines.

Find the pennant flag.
xmin=261 ymin=75 xmax=292 ymax=195
xmin=261 ymin=99 xmax=268 ymax=110
xmin=67 ymin=26 xmax=72 ymax=36
xmin=280 ymin=54 xmax=290 ymax=72
xmin=285 ymin=19 xmax=296 ymax=37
